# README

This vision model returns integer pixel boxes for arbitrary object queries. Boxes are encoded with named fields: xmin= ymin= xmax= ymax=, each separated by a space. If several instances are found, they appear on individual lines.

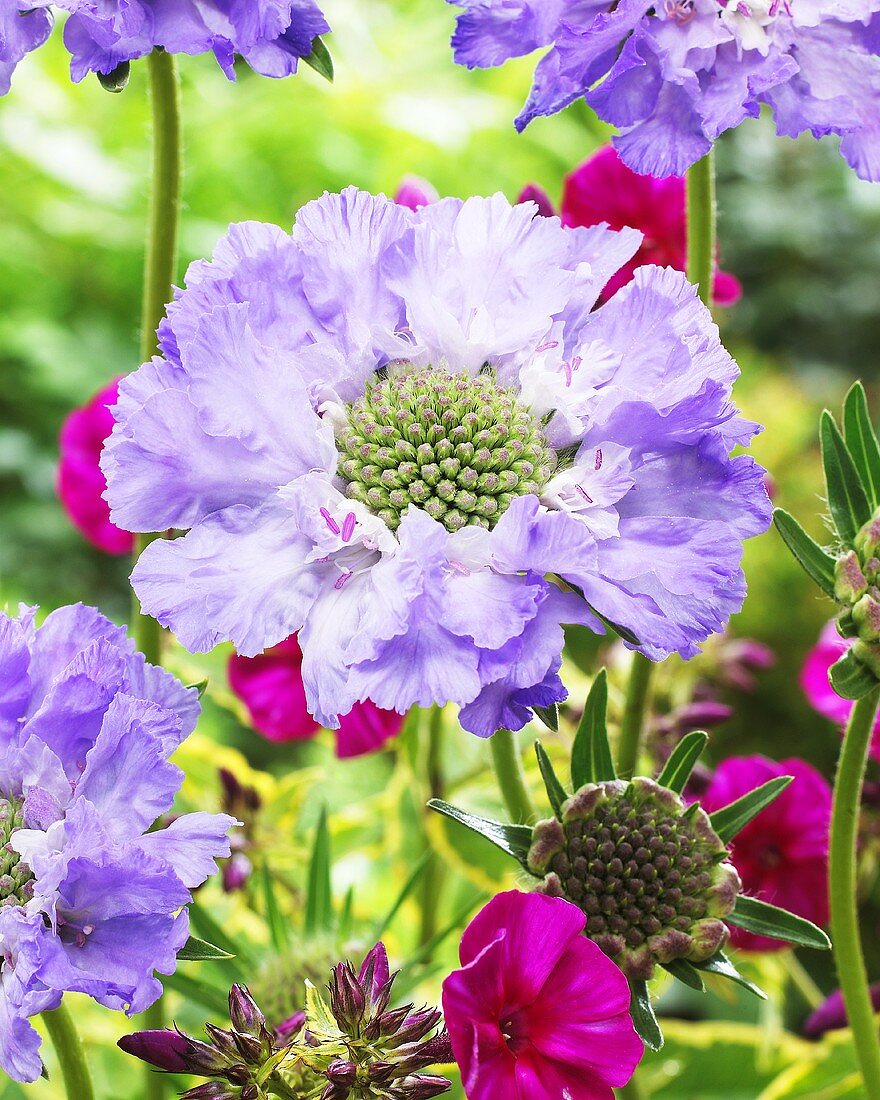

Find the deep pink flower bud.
xmin=358 ymin=942 xmax=391 ymax=1006
xmin=804 ymin=983 xmax=880 ymax=1038
xmin=118 ymin=1030 xmax=225 ymax=1075
xmin=276 ymin=1011 xmax=306 ymax=1042
xmin=395 ymin=177 xmax=439 ymax=211
xmin=802 ymin=620 xmax=880 ymax=762
xmin=229 ymin=984 xmax=265 ymax=1038
xmin=402 ymin=1075 xmax=452 ymax=1099
xmin=330 ymin=962 xmax=367 ymax=1032
xmin=516 ymin=184 xmax=555 ymax=219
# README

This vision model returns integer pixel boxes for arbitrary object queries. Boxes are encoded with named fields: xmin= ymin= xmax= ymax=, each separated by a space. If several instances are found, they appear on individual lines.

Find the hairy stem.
xmin=490 ymin=729 xmax=536 ymax=824
xmin=686 ymin=149 xmax=716 ymax=307
xmin=617 ymin=654 xmax=654 ymax=780
xmin=42 ymin=1001 xmax=96 ymax=1100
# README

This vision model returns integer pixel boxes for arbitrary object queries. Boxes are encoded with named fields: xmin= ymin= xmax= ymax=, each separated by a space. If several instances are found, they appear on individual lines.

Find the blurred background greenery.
xmin=2 ymin=0 xmax=880 ymax=1097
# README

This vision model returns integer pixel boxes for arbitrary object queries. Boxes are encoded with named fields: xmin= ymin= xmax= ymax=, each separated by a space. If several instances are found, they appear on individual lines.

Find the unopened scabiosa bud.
xmin=528 ymin=777 xmax=739 ymax=980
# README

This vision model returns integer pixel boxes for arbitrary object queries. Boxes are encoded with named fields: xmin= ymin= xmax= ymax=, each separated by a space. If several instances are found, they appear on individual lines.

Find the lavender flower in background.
xmin=103 ymin=188 xmax=770 ymax=738
xmin=444 ymin=1 xmax=880 ymax=181
xmin=0 ymin=603 xmax=233 ymax=1082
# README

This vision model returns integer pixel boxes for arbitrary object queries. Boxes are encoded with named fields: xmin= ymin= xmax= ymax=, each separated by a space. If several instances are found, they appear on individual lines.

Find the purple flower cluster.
xmin=102 ymin=188 xmax=770 ymax=739
xmin=0 ymin=0 xmax=330 ymax=95
xmin=445 ymin=0 xmax=880 ymax=181
xmin=0 ymin=603 xmax=233 ymax=1082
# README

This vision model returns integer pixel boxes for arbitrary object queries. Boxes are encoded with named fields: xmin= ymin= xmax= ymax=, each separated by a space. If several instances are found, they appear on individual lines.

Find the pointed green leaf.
xmin=656 ymin=731 xmax=709 ymax=794
xmin=303 ymin=35 xmax=334 ymax=82
xmin=728 ymin=895 xmax=831 ymax=950
xmin=709 ymin=776 xmax=793 ymax=844
xmin=571 ymin=669 xmax=615 ymax=790
xmin=338 ymin=885 xmax=355 ymax=943
xmin=97 ymin=61 xmax=130 ymax=93
xmin=692 ymin=950 xmax=767 ymax=999
xmin=189 ymin=898 xmax=254 ymax=973
xmin=186 ymin=677 xmax=209 ymax=699
xmin=772 ymin=509 xmax=836 ymax=598
xmin=305 ymin=806 xmax=333 ymax=936
xmin=829 ymin=649 xmax=879 ymax=700
xmin=372 ymin=850 xmax=432 ymax=939
xmin=427 ymin=799 xmax=532 ymax=870
xmin=260 ymin=864 xmax=292 ymax=952
xmin=177 ymin=935 xmax=235 ymax=963
xmin=843 ymin=382 xmax=880 ymax=511
xmin=161 ymin=970 xmax=230 ymax=1016
xmin=662 ymin=958 xmax=705 ymax=993
xmin=629 ymin=980 xmax=663 ymax=1051
xmin=821 ymin=410 xmax=871 ymax=546
xmin=535 ymin=741 xmax=567 ymax=819
xmin=533 ymin=702 xmax=559 ymax=732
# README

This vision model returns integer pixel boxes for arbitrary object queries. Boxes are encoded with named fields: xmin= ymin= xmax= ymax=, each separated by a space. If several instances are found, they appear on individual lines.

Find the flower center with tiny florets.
xmin=336 ymin=365 xmax=557 ymax=533
xmin=0 ymin=797 xmax=34 ymax=909
xmin=527 ymin=778 xmax=740 ymax=981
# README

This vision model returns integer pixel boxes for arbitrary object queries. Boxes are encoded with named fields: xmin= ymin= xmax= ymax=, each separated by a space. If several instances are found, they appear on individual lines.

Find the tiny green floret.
xmin=0 ymin=796 xmax=34 ymax=908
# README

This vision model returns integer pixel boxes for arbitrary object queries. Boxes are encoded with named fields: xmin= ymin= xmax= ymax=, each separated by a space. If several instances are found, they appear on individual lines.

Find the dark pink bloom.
xmin=395 ymin=176 xmax=439 ymax=211
xmin=560 ymin=146 xmax=741 ymax=305
xmin=517 ymin=184 xmax=555 ymax=219
xmin=442 ymin=891 xmax=642 ymax=1099
xmin=57 ymin=378 xmax=134 ymax=555
xmin=802 ymin=620 xmax=880 ymax=762
xmin=228 ymin=635 xmax=404 ymax=759
xmin=701 ymin=756 xmax=832 ymax=953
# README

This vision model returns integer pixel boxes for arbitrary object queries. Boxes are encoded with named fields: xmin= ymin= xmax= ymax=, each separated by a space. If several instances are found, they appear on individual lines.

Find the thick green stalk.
xmin=616 ymin=654 xmax=654 ymax=779
xmin=829 ymin=685 xmax=880 ymax=1098
xmin=42 ymin=1001 xmax=96 ymax=1100
xmin=419 ymin=705 xmax=447 ymax=947
xmin=490 ymin=729 xmax=536 ymax=824
xmin=686 ymin=150 xmax=716 ymax=307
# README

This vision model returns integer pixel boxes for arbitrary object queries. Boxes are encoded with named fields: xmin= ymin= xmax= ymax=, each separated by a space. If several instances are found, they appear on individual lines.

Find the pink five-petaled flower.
xmin=802 ymin=620 xmax=880 ymax=763
xmin=228 ymin=635 xmax=404 ymax=759
xmin=441 ymin=891 xmax=642 ymax=1099
xmin=57 ymin=377 xmax=134 ymax=555
xmin=700 ymin=756 xmax=832 ymax=953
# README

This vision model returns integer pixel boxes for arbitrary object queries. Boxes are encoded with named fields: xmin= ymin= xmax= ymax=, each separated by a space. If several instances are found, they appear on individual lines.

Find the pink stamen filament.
xmin=320 ymin=507 xmax=341 ymax=536
xmin=594 ymin=448 xmax=603 ymax=471
xmin=341 ymin=512 xmax=357 ymax=542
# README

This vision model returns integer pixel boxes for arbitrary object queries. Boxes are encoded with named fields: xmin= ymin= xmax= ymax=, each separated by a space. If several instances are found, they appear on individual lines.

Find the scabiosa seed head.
xmin=528 ymin=778 xmax=739 ymax=980
xmin=0 ymin=798 xmax=34 ymax=908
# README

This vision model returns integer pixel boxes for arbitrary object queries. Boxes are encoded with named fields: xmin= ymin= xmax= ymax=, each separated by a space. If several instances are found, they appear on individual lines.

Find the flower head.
xmin=802 ymin=620 xmax=880 ymax=762
xmin=445 ymin=0 xmax=880 ymax=181
xmin=442 ymin=891 xmax=643 ymax=1099
xmin=228 ymin=634 xmax=404 ymax=758
xmin=57 ymin=378 xmax=134 ymax=556
xmin=700 ymin=755 xmax=831 ymax=952
xmin=103 ymin=188 xmax=769 ymax=738
xmin=1 ymin=0 xmax=330 ymax=93
xmin=0 ymin=603 xmax=234 ymax=1082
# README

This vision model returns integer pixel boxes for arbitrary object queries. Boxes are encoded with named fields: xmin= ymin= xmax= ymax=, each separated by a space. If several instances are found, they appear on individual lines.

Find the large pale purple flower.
xmin=444 ymin=1 xmax=880 ymax=181
xmin=102 ymin=188 xmax=770 ymax=739
xmin=0 ymin=0 xmax=330 ymax=93
xmin=0 ymin=603 xmax=233 ymax=1082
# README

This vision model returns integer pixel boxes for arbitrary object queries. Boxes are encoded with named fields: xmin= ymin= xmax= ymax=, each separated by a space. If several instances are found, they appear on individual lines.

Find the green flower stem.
xmin=686 ymin=149 xmax=716 ymax=307
xmin=490 ymin=729 xmax=536 ymax=824
xmin=419 ymin=705 xmax=447 ymax=948
xmin=617 ymin=654 xmax=654 ymax=779
xmin=830 ymin=684 xmax=880 ymax=1098
xmin=41 ymin=1001 xmax=96 ymax=1100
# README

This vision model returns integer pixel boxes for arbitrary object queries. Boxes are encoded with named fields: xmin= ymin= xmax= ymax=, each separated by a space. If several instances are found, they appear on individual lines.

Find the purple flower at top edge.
xmin=0 ymin=0 xmax=330 ymax=94
xmin=102 ymin=187 xmax=770 ymax=739
xmin=444 ymin=0 xmax=880 ymax=181
xmin=802 ymin=619 xmax=880 ymax=761
xmin=0 ymin=603 xmax=234 ymax=1082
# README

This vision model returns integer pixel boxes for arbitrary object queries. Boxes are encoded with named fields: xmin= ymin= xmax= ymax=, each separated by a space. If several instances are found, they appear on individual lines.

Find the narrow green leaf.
xmin=656 ymin=731 xmax=708 ymax=794
xmin=709 ymin=776 xmax=793 ymax=844
xmin=843 ymin=382 xmax=880 ymax=511
xmin=372 ymin=850 xmax=432 ymax=939
xmin=571 ymin=669 xmax=616 ymax=790
xmin=692 ymin=951 xmax=767 ymax=999
xmin=728 ymin=895 xmax=831 ymax=951
xmin=303 ymin=35 xmax=334 ymax=82
xmin=427 ymin=799 xmax=533 ymax=870
xmin=338 ymin=885 xmax=355 ymax=943
xmin=189 ymin=898 xmax=254 ymax=973
xmin=535 ymin=741 xmax=567 ymax=819
xmin=305 ymin=806 xmax=333 ymax=936
xmin=97 ymin=61 xmax=130 ymax=93
xmin=829 ymin=649 xmax=879 ymax=700
xmin=162 ymin=970 xmax=230 ymax=1016
xmin=820 ymin=410 xmax=871 ymax=546
xmin=772 ymin=509 xmax=836 ymax=599
xmin=629 ymin=980 xmax=663 ymax=1051
xmin=261 ymin=864 xmax=291 ymax=952
xmin=533 ymin=702 xmax=559 ymax=732
xmin=177 ymin=935 xmax=235 ymax=963
xmin=662 ymin=958 xmax=705 ymax=993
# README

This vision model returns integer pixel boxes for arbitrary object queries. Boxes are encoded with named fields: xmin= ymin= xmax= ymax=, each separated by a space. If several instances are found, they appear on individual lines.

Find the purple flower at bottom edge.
xmin=445 ymin=0 xmax=880 ymax=182
xmin=102 ymin=187 xmax=770 ymax=739
xmin=0 ymin=603 xmax=234 ymax=1082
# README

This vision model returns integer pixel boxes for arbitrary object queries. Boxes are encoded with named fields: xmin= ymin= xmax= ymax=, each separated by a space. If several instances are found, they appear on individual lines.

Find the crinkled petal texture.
xmin=105 ymin=188 xmax=768 ymax=737
xmin=0 ymin=603 xmax=232 ymax=1083
xmin=442 ymin=892 xmax=642 ymax=1098
xmin=701 ymin=755 xmax=832 ymax=952
xmin=801 ymin=620 xmax=880 ymax=761
xmin=445 ymin=0 xmax=880 ymax=181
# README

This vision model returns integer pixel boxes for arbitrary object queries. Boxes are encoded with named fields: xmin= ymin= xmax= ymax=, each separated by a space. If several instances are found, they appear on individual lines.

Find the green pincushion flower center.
xmin=336 ymin=365 xmax=557 ymax=533
xmin=0 ymin=796 xmax=34 ymax=908
xmin=528 ymin=778 xmax=740 ymax=981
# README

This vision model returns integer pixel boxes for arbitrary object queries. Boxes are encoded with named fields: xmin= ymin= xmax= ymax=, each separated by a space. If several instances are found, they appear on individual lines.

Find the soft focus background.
xmin=2 ymin=0 xmax=880 ymax=1097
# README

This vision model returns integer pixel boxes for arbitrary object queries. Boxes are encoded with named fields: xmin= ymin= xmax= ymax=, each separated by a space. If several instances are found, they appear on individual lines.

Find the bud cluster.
xmin=528 ymin=778 xmax=740 ymax=981
xmin=0 ymin=797 xmax=34 ymax=908
xmin=336 ymin=364 xmax=556 ymax=533
xmin=834 ymin=512 xmax=880 ymax=675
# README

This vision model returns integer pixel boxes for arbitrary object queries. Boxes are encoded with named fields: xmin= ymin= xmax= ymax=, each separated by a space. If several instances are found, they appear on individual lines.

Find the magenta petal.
xmin=228 ymin=635 xmax=318 ymax=743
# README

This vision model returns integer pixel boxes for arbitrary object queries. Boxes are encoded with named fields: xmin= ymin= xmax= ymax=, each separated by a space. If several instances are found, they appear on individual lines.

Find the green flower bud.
xmin=0 ymin=797 xmax=34 ymax=908
xmin=835 ymin=551 xmax=868 ymax=604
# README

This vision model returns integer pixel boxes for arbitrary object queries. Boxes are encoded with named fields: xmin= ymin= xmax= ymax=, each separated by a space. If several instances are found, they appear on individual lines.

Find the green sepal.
xmin=261 ymin=864 xmax=292 ymax=952
xmin=534 ymin=741 xmax=567 ymax=819
xmin=662 ymin=958 xmax=705 ymax=993
xmin=709 ymin=775 xmax=793 ymax=844
xmin=177 ymin=935 xmax=235 ymax=962
xmin=571 ymin=669 xmax=616 ymax=790
xmin=97 ymin=61 xmax=130 ymax=93
xmin=691 ymin=951 xmax=767 ymax=1000
xmin=656 ymin=730 xmax=708 ymax=794
xmin=303 ymin=35 xmax=334 ymax=82
xmin=772 ymin=508 xmax=836 ymax=599
xmin=533 ymin=702 xmax=559 ymax=732
xmin=829 ymin=648 xmax=879 ymax=699
xmin=727 ymin=895 xmax=831 ymax=951
xmin=629 ymin=979 xmax=663 ymax=1051
xmin=427 ymin=799 xmax=532 ymax=870
xmin=305 ymin=805 xmax=333 ymax=936
xmin=843 ymin=382 xmax=880 ymax=511
xmin=820 ymin=410 xmax=872 ymax=546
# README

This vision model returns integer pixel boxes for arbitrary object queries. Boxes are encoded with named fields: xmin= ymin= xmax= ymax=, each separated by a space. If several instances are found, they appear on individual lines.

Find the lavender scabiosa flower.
xmin=0 ymin=602 xmax=234 ymax=1082
xmin=445 ymin=0 xmax=880 ymax=181
xmin=103 ymin=188 xmax=769 ymax=738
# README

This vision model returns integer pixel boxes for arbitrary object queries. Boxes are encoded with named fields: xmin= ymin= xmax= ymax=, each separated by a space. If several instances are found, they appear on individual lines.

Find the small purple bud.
xmin=223 ymin=852 xmax=253 ymax=892
xmin=229 ymin=984 xmax=265 ymax=1037
xmin=330 ymin=962 xmax=367 ymax=1032
xmin=276 ymin=1010 xmax=306 ymax=1042
xmin=517 ymin=184 xmax=555 ymax=219
xmin=181 ymin=1085 xmax=238 ymax=1100
xmin=402 ymin=1074 xmax=453 ymax=1098
xmin=394 ymin=177 xmax=438 ymax=212
xmin=672 ymin=700 xmax=733 ymax=734
xmin=118 ymin=1031 xmax=193 ymax=1073
xmin=358 ymin=942 xmax=391 ymax=1005
xmin=326 ymin=1059 xmax=358 ymax=1086
xmin=804 ymin=984 xmax=880 ymax=1038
